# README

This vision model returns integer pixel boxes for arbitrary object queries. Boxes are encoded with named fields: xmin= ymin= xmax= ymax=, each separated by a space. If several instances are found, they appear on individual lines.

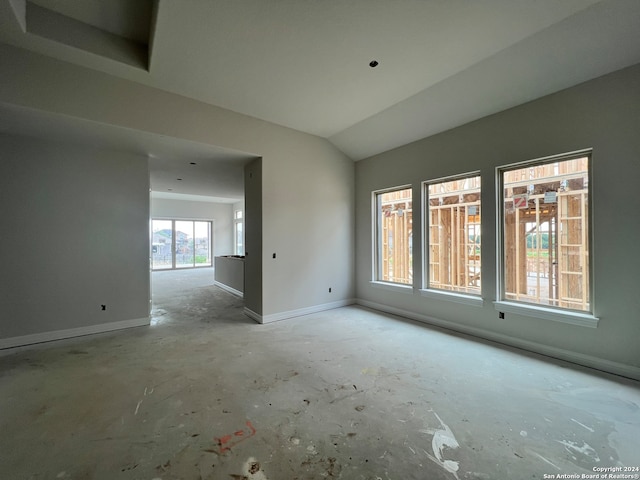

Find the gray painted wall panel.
xmin=0 ymin=134 xmax=150 ymax=339
xmin=244 ymin=158 xmax=262 ymax=315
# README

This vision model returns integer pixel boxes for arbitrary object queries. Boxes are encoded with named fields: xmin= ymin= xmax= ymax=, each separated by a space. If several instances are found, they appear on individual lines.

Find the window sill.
xmin=369 ymin=281 xmax=413 ymax=294
xmin=420 ymin=289 xmax=484 ymax=307
xmin=493 ymin=301 xmax=599 ymax=328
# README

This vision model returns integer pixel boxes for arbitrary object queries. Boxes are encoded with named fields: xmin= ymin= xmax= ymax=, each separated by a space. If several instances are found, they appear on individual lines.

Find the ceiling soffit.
xmin=8 ymin=0 xmax=155 ymax=69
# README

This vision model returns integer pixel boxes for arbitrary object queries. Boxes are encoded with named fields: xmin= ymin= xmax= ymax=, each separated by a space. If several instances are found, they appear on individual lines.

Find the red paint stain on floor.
xmin=210 ymin=420 xmax=256 ymax=454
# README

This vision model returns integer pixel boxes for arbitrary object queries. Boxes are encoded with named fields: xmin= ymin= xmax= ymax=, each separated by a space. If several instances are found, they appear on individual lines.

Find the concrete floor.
xmin=1 ymin=268 xmax=639 ymax=479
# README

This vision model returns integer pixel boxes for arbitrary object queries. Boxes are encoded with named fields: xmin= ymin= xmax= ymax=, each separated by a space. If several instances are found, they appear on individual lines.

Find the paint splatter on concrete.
xmin=421 ymin=411 xmax=461 ymax=479
xmin=556 ymin=439 xmax=600 ymax=462
xmin=207 ymin=420 xmax=257 ymax=455
xmin=570 ymin=418 xmax=594 ymax=432
xmin=528 ymin=449 xmax=561 ymax=471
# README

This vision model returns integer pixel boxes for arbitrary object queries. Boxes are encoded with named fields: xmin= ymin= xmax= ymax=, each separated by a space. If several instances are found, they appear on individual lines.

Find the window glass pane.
xmin=502 ymin=156 xmax=590 ymax=311
xmin=151 ymin=219 xmax=212 ymax=270
xmin=235 ymin=222 xmax=243 ymax=255
xmin=427 ymin=175 xmax=481 ymax=294
xmin=175 ymin=221 xmax=195 ymax=268
xmin=151 ymin=219 xmax=172 ymax=270
xmin=194 ymin=221 xmax=212 ymax=266
xmin=376 ymin=188 xmax=412 ymax=284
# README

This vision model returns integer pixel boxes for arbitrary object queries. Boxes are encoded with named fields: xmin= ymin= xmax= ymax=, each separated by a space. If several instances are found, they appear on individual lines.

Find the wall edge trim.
xmin=0 ymin=317 xmax=150 ymax=350
xmin=259 ymin=299 xmax=357 ymax=324
xmin=243 ymin=307 xmax=262 ymax=324
xmin=356 ymin=299 xmax=640 ymax=381
xmin=214 ymin=281 xmax=244 ymax=298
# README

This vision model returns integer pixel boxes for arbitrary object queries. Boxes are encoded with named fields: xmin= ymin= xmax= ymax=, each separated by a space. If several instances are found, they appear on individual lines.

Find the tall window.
xmin=234 ymin=210 xmax=243 ymax=255
xmin=374 ymin=187 xmax=412 ymax=285
xmin=499 ymin=152 xmax=591 ymax=312
xmin=425 ymin=174 xmax=481 ymax=295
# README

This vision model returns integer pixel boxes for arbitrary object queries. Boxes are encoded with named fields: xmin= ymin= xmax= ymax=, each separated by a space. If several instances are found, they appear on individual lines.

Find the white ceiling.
xmin=1 ymin=0 xmax=639 ymax=197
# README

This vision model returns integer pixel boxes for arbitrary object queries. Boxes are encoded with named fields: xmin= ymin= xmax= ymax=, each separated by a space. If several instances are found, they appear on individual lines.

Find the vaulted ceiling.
xmin=1 ymin=0 xmax=639 ymax=198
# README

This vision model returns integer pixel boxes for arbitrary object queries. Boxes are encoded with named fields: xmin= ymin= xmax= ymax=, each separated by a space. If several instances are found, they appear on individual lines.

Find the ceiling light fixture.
xmin=190 ymin=162 xmax=196 ymax=165
xmin=177 ymin=178 xmax=183 ymax=181
xmin=369 ymin=60 xmax=379 ymax=68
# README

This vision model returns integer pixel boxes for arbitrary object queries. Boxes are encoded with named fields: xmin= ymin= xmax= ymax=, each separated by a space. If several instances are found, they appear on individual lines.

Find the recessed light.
xmin=369 ymin=60 xmax=379 ymax=68
xmin=190 ymin=162 xmax=197 ymax=165
xmin=168 ymin=188 xmax=173 ymax=191
xmin=177 ymin=178 xmax=183 ymax=181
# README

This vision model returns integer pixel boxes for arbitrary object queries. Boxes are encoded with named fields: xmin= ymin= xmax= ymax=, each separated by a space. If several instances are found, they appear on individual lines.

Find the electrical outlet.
xmin=329 ymin=287 xmax=332 ymax=293
xmin=272 ymin=253 xmax=276 ymax=259
xmin=101 ymin=305 xmax=106 ymax=311
xmin=499 ymin=312 xmax=505 ymax=319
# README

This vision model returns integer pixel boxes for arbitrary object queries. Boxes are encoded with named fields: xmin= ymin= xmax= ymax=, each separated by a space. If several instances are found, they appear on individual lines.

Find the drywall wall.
xmin=244 ymin=158 xmax=262 ymax=316
xmin=355 ymin=63 xmax=640 ymax=379
xmin=0 ymin=134 xmax=150 ymax=345
xmin=150 ymin=198 xmax=233 ymax=256
xmin=0 ymin=43 xmax=355 ymax=323
xmin=214 ymin=256 xmax=244 ymax=296
xmin=260 ymin=132 xmax=355 ymax=319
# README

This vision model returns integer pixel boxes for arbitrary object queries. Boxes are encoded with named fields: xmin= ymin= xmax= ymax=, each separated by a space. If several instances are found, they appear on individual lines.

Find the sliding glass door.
xmin=175 ymin=220 xmax=194 ymax=268
xmin=194 ymin=221 xmax=212 ymax=266
xmin=152 ymin=219 xmax=212 ymax=270
xmin=151 ymin=220 xmax=173 ymax=269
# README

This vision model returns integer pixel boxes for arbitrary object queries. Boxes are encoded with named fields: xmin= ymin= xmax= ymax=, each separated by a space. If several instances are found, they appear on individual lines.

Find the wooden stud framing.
xmin=379 ymin=188 xmax=412 ymax=284
xmin=502 ymin=157 xmax=589 ymax=310
xmin=427 ymin=177 xmax=481 ymax=294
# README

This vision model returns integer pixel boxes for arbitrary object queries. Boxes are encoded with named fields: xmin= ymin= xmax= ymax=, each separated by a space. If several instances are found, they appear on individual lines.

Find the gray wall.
xmin=151 ymin=198 xmax=234 ymax=256
xmin=261 ymin=130 xmax=355 ymax=317
xmin=0 ymin=43 xmax=355 ymax=325
xmin=244 ymin=158 xmax=262 ymax=315
xmin=0 ymin=134 xmax=150 ymax=341
xmin=214 ymin=256 xmax=244 ymax=295
xmin=355 ymin=63 xmax=640 ymax=379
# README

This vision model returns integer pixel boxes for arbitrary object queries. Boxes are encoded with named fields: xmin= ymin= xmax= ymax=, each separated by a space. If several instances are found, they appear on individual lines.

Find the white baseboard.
xmin=357 ymin=299 xmax=640 ymax=381
xmin=243 ymin=307 xmax=262 ymax=323
xmin=0 ymin=317 xmax=150 ymax=350
xmin=247 ymin=299 xmax=356 ymax=324
xmin=214 ymin=281 xmax=244 ymax=298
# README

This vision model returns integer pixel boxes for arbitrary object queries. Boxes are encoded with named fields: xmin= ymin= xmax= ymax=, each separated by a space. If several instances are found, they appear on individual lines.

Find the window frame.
xmin=372 ymin=184 xmax=413 ymax=287
xmin=421 ymin=171 xmax=482 ymax=301
xmin=151 ymin=218 xmax=213 ymax=270
xmin=495 ymin=149 xmax=598 ymax=327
